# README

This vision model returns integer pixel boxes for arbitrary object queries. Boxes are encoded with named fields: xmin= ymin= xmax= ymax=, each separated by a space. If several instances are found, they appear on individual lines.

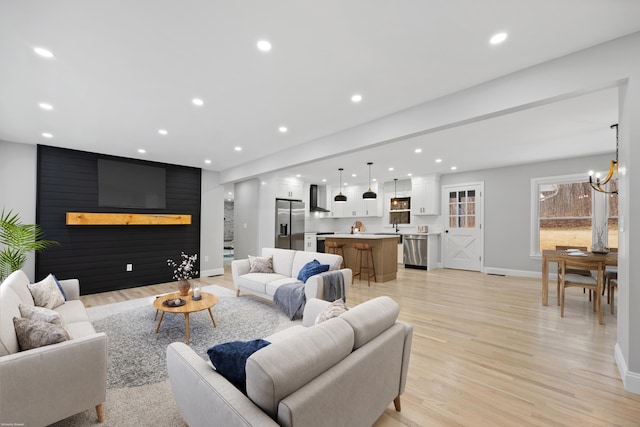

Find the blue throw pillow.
xmin=207 ymin=339 xmax=271 ymax=394
xmin=297 ymin=259 xmax=330 ymax=282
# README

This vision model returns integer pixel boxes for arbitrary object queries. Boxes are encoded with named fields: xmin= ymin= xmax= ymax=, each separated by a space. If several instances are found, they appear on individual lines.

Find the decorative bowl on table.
xmin=163 ymin=298 xmax=186 ymax=307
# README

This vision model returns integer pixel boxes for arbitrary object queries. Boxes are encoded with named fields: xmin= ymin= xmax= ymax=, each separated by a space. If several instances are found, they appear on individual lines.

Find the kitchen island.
xmin=325 ymin=234 xmax=398 ymax=282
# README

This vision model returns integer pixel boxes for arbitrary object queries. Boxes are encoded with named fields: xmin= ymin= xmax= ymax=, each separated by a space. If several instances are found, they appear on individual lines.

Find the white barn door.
xmin=443 ymin=183 xmax=484 ymax=271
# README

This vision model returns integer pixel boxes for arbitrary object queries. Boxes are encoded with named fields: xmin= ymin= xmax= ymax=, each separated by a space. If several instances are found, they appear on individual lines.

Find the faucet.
xmin=393 ymin=220 xmax=399 ymax=233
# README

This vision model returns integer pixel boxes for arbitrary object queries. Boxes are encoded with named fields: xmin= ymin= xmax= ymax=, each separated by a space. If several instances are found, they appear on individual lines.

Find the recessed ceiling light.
xmin=279 ymin=126 xmax=288 ymax=133
xmin=34 ymin=47 xmax=54 ymax=58
xmin=451 ymin=166 xmax=457 ymax=170
xmin=490 ymin=32 xmax=508 ymax=45
xmin=235 ymin=146 xmax=242 ymax=151
xmin=388 ymin=167 xmax=394 ymax=171
xmin=351 ymin=174 xmax=357 ymax=177
xmin=204 ymin=159 xmax=212 ymax=164
xmin=257 ymin=40 xmax=272 ymax=52
xmin=351 ymin=94 xmax=363 ymax=103
xmin=138 ymin=149 xmax=146 ymax=154
xmin=41 ymin=132 xmax=53 ymax=138
xmin=435 ymin=158 xmax=443 ymax=163
xmin=372 ymin=178 xmax=377 ymax=182
xmin=39 ymin=103 xmax=53 ymax=110
xmin=158 ymin=129 xmax=168 ymax=135
xmin=228 ymin=192 xmax=232 ymax=195
xmin=192 ymin=98 xmax=204 ymax=106
xmin=415 ymin=148 xmax=422 ymax=153
xmin=322 ymin=178 xmax=327 ymax=182
xmin=407 ymin=173 xmax=413 ymax=177
xmin=296 ymin=174 xmax=301 ymax=178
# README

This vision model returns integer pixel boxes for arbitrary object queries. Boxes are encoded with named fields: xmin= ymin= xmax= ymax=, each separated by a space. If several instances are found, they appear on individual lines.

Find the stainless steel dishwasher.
xmin=403 ymin=234 xmax=428 ymax=269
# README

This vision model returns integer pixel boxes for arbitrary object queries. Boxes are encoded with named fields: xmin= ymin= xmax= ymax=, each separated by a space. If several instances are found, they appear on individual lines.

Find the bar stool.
xmin=325 ymin=241 xmax=346 ymax=268
xmin=353 ymin=243 xmax=376 ymax=286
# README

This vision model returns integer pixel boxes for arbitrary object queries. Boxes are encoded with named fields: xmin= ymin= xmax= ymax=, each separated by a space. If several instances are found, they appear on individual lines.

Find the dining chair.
xmin=559 ymin=257 xmax=605 ymax=324
xmin=609 ymin=278 xmax=618 ymax=314
xmin=603 ymin=247 xmax=618 ymax=302
xmin=555 ymin=246 xmax=590 ymax=305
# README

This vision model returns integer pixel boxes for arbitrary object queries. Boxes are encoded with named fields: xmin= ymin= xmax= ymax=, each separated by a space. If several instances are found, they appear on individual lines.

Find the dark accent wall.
xmin=36 ymin=145 xmax=201 ymax=295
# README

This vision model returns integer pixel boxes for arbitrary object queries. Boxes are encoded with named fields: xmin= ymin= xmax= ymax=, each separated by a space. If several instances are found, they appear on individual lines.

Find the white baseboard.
xmin=200 ymin=268 xmax=224 ymax=277
xmin=615 ymin=343 xmax=640 ymax=394
xmin=482 ymin=267 xmax=544 ymax=279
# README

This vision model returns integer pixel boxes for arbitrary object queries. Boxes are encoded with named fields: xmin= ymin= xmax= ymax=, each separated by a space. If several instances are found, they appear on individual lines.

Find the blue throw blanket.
xmin=320 ymin=271 xmax=345 ymax=302
xmin=273 ymin=282 xmax=306 ymax=320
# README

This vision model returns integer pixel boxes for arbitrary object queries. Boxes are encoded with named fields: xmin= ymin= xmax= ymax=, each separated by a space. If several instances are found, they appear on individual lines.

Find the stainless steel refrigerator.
xmin=275 ymin=199 xmax=305 ymax=250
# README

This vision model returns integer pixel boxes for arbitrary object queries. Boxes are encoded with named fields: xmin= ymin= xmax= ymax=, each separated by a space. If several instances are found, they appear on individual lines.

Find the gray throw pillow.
xmin=18 ymin=303 xmax=65 ymax=327
xmin=13 ymin=317 xmax=70 ymax=351
xmin=28 ymin=274 xmax=65 ymax=309
xmin=248 ymin=255 xmax=274 ymax=273
xmin=315 ymin=299 xmax=349 ymax=324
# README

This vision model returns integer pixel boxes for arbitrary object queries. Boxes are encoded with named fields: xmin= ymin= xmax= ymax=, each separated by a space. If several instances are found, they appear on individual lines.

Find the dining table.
xmin=540 ymin=249 xmax=618 ymax=306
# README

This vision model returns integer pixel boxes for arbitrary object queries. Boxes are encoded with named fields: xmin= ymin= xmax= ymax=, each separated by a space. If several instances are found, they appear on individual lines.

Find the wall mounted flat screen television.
xmin=98 ymin=159 xmax=166 ymax=209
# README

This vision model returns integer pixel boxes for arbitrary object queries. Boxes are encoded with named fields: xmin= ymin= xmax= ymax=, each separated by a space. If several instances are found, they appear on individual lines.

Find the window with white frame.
xmin=530 ymin=174 xmax=617 ymax=256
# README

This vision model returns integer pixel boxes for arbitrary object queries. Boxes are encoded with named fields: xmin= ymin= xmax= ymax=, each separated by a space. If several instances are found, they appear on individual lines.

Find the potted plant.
xmin=0 ymin=209 xmax=59 ymax=281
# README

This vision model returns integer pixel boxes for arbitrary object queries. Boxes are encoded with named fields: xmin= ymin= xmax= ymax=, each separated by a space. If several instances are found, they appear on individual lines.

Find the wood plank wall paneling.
xmin=36 ymin=145 xmax=201 ymax=295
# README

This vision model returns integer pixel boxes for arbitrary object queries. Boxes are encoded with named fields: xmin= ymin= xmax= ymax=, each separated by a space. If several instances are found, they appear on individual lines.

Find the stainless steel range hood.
xmin=309 ymin=184 xmax=330 ymax=213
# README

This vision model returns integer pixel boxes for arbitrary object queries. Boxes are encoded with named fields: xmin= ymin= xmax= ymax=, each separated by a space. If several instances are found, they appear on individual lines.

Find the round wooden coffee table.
xmin=153 ymin=291 xmax=218 ymax=344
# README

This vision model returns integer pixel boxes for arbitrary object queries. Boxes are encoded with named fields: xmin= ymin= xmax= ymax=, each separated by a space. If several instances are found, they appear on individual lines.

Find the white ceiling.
xmin=1 ymin=1 xmax=638 ymax=195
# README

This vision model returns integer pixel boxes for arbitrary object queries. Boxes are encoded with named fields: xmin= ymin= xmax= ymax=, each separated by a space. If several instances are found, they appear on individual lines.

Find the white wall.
xmin=200 ymin=169 xmax=224 ymax=276
xmin=233 ymin=179 xmax=261 ymax=259
xmin=0 ymin=141 xmax=38 ymax=280
xmin=440 ymin=154 xmax=612 ymax=275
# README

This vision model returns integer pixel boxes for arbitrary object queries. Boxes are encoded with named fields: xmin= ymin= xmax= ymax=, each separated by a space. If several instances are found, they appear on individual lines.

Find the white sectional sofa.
xmin=0 ymin=270 xmax=107 ymax=426
xmin=167 ymin=296 xmax=413 ymax=427
xmin=231 ymin=248 xmax=352 ymax=302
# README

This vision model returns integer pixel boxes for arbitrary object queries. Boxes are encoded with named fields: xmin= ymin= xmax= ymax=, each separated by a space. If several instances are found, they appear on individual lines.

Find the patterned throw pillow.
xmin=18 ymin=304 xmax=65 ymax=327
xmin=13 ymin=317 xmax=70 ymax=351
xmin=315 ymin=299 xmax=349 ymax=325
xmin=28 ymin=274 xmax=66 ymax=309
xmin=248 ymin=255 xmax=274 ymax=273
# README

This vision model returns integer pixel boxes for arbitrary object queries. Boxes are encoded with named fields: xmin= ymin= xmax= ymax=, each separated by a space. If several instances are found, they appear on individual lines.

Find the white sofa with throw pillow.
xmin=0 ymin=270 xmax=107 ymax=426
xmin=167 ymin=296 xmax=413 ymax=427
xmin=231 ymin=248 xmax=352 ymax=302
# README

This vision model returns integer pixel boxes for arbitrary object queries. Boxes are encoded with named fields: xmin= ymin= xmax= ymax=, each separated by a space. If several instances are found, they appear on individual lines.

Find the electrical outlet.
xmin=204 ymin=255 xmax=209 ymax=262
xmin=126 ymin=264 xmax=133 ymax=272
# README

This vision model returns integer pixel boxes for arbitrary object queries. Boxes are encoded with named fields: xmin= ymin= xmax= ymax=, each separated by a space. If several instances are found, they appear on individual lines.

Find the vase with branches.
xmin=0 ymin=209 xmax=59 ymax=281
xmin=592 ymin=222 xmax=609 ymax=254
xmin=167 ymin=252 xmax=198 ymax=295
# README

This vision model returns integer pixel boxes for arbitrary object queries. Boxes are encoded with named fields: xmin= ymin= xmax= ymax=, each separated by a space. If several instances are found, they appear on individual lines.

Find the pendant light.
xmin=362 ymin=162 xmax=377 ymax=199
xmin=392 ymin=178 xmax=399 ymax=207
xmin=334 ymin=168 xmax=347 ymax=203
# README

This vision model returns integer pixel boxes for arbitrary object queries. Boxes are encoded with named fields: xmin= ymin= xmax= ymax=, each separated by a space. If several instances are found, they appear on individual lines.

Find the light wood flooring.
xmin=81 ymin=266 xmax=640 ymax=427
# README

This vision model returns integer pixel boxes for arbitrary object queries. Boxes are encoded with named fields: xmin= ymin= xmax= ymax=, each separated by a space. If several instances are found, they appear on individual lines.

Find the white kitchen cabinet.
xmin=328 ymin=186 xmax=346 ymax=217
xmin=304 ymin=233 xmax=317 ymax=252
xmin=277 ymin=180 xmax=303 ymax=199
xmin=411 ymin=175 xmax=440 ymax=215
xmin=325 ymin=184 xmax=380 ymax=218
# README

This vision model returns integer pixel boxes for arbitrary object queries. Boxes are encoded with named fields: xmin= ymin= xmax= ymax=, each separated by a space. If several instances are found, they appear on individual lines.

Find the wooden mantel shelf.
xmin=66 ymin=212 xmax=192 ymax=226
